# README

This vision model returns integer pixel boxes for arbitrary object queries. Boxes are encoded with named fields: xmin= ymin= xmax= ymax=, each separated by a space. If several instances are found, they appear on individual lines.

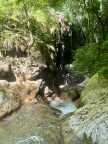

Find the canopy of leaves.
xmin=66 ymin=0 xmax=108 ymax=75
xmin=0 ymin=0 xmax=64 ymax=57
xmin=0 ymin=0 xmax=108 ymax=75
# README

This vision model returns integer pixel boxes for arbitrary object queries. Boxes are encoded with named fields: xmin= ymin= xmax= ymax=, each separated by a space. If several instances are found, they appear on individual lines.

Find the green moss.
xmin=63 ymin=74 xmax=108 ymax=144
xmin=98 ymin=67 xmax=108 ymax=79
xmin=81 ymin=74 xmax=108 ymax=105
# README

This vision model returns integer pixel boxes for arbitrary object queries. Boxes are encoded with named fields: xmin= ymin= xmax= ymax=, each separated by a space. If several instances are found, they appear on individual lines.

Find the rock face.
xmin=0 ymin=89 xmax=21 ymax=119
xmin=0 ymin=63 xmax=15 ymax=81
xmin=0 ymin=79 xmax=44 ymax=119
xmin=0 ymin=57 xmax=47 ymax=82
xmin=62 ymin=74 xmax=108 ymax=144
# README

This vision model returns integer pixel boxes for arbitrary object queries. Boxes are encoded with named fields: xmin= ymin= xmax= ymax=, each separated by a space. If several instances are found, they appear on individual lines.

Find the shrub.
xmin=98 ymin=67 xmax=108 ymax=79
xmin=73 ymin=41 xmax=108 ymax=75
xmin=73 ymin=43 xmax=98 ymax=75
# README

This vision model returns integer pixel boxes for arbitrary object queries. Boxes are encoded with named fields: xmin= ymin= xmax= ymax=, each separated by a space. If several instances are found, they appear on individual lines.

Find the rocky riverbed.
xmin=0 ymin=86 xmax=77 ymax=144
xmin=0 ymin=57 xmax=78 ymax=144
xmin=0 ymin=57 xmax=107 ymax=144
xmin=0 ymin=104 xmax=61 ymax=144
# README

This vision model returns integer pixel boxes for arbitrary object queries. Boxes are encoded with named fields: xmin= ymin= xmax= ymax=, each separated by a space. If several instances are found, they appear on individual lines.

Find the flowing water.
xmin=49 ymin=98 xmax=77 ymax=117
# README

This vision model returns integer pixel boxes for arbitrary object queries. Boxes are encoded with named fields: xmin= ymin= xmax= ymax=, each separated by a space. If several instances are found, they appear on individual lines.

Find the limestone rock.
xmin=9 ymin=80 xmax=42 ymax=104
xmin=0 ymin=64 xmax=15 ymax=81
xmin=0 ymin=89 xmax=21 ymax=119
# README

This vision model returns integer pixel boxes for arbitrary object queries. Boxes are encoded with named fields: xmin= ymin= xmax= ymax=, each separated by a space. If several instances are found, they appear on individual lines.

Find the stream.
xmin=49 ymin=99 xmax=77 ymax=117
xmin=0 ymin=100 xmax=77 ymax=144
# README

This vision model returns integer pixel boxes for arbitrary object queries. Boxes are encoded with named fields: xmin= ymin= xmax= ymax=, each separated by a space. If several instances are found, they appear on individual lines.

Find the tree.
xmin=66 ymin=0 xmax=108 ymax=75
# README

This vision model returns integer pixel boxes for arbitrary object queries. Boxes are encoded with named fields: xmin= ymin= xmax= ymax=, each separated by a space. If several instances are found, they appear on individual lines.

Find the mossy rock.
xmin=81 ymin=74 xmax=108 ymax=105
xmin=63 ymin=74 xmax=108 ymax=144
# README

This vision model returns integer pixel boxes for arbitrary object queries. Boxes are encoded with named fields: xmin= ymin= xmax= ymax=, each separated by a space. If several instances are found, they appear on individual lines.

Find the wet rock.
xmin=61 ymin=87 xmax=80 ymax=101
xmin=49 ymin=96 xmax=77 ymax=117
xmin=49 ymin=96 xmax=64 ymax=107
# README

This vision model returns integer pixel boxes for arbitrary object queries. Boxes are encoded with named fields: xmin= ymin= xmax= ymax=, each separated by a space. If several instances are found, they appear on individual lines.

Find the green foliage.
xmin=67 ymin=0 xmax=108 ymax=41
xmin=0 ymin=0 xmax=83 ymax=70
xmin=73 ymin=40 xmax=108 ymax=75
xmin=98 ymin=67 xmax=108 ymax=79
xmin=73 ymin=43 xmax=98 ymax=74
xmin=0 ymin=0 xmax=108 ymax=74
xmin=0 ymin=0 xmax=62 ymax=58
xmin=66 ymin=0 xmax=108 ymax=75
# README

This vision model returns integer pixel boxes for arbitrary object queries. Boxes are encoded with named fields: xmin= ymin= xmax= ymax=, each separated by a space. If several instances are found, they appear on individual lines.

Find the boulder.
xmin=63 ymin=74 xmax=108 ymax=144
xmin=0 ymin=89 xmax=21 ymax=119
xmin=9 ymin=80 xmax=43 ymax=104
xmin=0 ymin=79 xmax=45 ymax=119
